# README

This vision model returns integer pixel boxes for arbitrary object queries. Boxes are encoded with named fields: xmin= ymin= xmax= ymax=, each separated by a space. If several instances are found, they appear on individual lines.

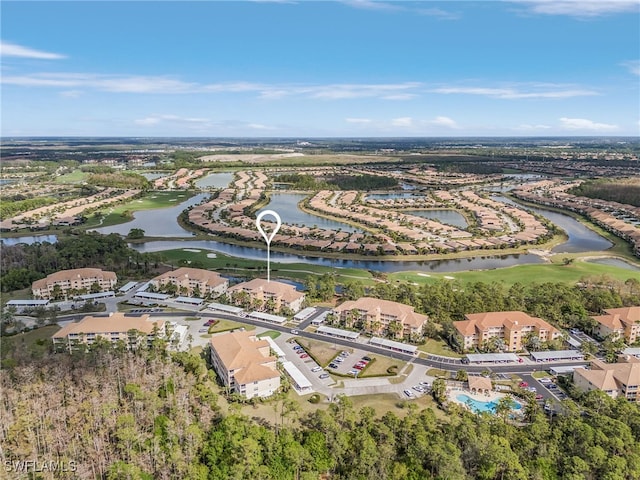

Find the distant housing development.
xmin=227 ymin=278 xmax=305 ymax=313
xmin=593 ymin=306 xmax=640 ymax=344
xmin=454 ymin=311 xmax=562 ymax=352
xmin=209 ymin=330 xmax=281 ymax=399
xmin=32 ymin=268 xmax=117 ymax=299
xmin=332 ymin=297 xmax=429 ymax=339
xmin=52 ymin=312 xmax=166 ymax=352
xmin=150 ymin=267 xmax=228 ymax=297
xmin=573 ymin=356 xmax=640 ymax=402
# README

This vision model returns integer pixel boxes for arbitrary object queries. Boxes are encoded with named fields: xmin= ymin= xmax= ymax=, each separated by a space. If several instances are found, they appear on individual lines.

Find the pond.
xmin=89 ymin=193 xmax=211 ymax=237
xmin=491 ymin=195 xmax=613 ymax=253
xmin=195 ymin=172 xmax=235 ymax=189
xmin=258 ymin=193 xmax=363 ymax=233
xmin=128 ymin=240 xmax=545 ymax=273
xmin=139 ymin=172 xmax=166 ymax=181
xmin=366 ymin=192 xmax=422 ymax=200
xmin=0 ymin=234 xmax=58 ymax=246
xmin=587 ymin=258 xmax=640 ymax=271
xmin=404 ymin=209 xmax=468 ymax=229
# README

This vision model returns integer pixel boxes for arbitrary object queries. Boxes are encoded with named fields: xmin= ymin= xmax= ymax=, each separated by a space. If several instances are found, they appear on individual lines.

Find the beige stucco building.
xmin=32 ymin=268 xmax=117 ymax=299
xmin=150 ymin=267 xmax=228 ymax=297
xmin=454 ymin=311 xmax=561 ymax=352
xmin=593 ymin=306 xmax=640 ymax=344
xmin=573 ymin=356 xmax=640 ymax=402
xmin=209 ymin=330 xmax=281 ymax=399
xmin=227 ymin=278 xmax=305 ymax=313
xmin=52 ymin=312 xmax=166 ymax=352
xmin=332 ymin=297 xmax=428 ymax=339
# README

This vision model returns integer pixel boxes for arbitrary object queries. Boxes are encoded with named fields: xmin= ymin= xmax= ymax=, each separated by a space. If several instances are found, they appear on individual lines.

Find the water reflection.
xmin=258 ymin=193 xmax=363 ymax=233
xmin=90 ymin=193 xmax=210 ymax=237
xmin=491 ymin=195 xmax=612 ymax=253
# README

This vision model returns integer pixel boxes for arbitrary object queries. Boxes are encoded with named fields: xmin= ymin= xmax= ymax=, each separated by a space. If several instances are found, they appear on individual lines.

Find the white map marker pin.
xmin=256 ymin=210 xmax=282 ymax=282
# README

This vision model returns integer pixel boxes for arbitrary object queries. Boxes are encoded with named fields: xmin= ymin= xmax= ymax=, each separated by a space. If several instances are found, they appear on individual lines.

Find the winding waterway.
xmin=3 ymin=189 xmax=627 ymax=273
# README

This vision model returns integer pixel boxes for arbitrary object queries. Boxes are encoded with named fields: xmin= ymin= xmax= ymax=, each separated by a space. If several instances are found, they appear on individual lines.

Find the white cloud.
xmin=417 ymin=7 xmax=460 ymax=20
xmin=345 ymin=118 xmax=372 ymax=123
xmin=621 ymin=60 xmax=640 ymax=76
xmin=512 ymin=0 xmax=639 ymax=17
xmin=432 ymin=84 xmax=598 ymax=99
xmin=559 ymin=117 xmax=618 ymax=131
xmin=1 ymin=72 xmax=423 ymax=101
xmin=341 ymin=0 xmax=401 ymax=12
xmin=247 ymin=123 xmax=276 ymax=130
xmin=392 ymin=117 xmax=413 ymax=127
xmin=514 ymin=123 xmax=552 ymax=131
xmin=0 ymin=41 xmax=66 ymax=60
xmin=135 ymin=114 xmax=211 ymax=126
xmin=430 ymin=116 xmax=458 ymax=128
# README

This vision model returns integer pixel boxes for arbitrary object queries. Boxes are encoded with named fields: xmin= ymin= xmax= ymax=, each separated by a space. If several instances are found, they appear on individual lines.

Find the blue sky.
xmin=2 ymin=1 xmax=639 ymax=137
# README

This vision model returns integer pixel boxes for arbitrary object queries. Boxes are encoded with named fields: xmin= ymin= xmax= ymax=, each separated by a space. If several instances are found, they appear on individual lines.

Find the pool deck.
xmin=448 ymin=388 xmax=521 ymax=413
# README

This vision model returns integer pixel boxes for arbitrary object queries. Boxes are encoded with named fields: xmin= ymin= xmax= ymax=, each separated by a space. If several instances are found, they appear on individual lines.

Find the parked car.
xmin=319 ymin=373 xmax=329 ymax=379
xmin=362 ymin=356 xmax=371 ymax=361
xmin=354 ymin=365 xmax=364 ymax=370
xmin=348 ymin=369 xmax=359 ymax=375
xmin=311 ymin=366 xmax=322 ymax=372
xmin=300 ymin=354 xmax=309 ymax=359
xmin=535 ymin=394 xmax=544 ymax=400
xmin=412 ymin=385 xmax=424 ymax=392
xmin=404 ymin=389 xmax=414 ymax=398
xmin=328 ymin=363 xmax=338 ymax=369
xmin=290 ymin=329 xmax=299 ymax=334
xmin=519 ymin=381 xmax=529 ymax=388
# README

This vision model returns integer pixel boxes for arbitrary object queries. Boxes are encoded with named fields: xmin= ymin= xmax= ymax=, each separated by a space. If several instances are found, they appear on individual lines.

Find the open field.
xmin=208 ymin=319 xmax=255 ymax=334
xmin=159 ymin=248 xmax=376 ymax=284
xmin=359 ymin=355 xmax=405 ymax=377
xmin=418 ymin=338 xmax=463 ymax=358
xmin=389 ymin=258 xmax=639 ymax=287
xmin=54 ymin=170 xmax=89 ymax=184
xmin=1 ymin=325 xmax=61 ymax=361
xmin=296 ymin=337 xmax=347 ymax=366
xmin=257 ymin=330 xmax=281 ymax=339
xmin=81 ymin=191 xmax=195 ymax=228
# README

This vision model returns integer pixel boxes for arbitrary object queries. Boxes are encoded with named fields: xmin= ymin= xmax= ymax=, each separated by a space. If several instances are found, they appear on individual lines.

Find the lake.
xmin=491 ymin=195 xmax=613 ymax=253
xmin=258 ymin=193 xmax=363 ymax=233
xmin=89 ymin=193 xmax=211 ymax=237
xmin=195 ymin=172 xmax=235 ymax=189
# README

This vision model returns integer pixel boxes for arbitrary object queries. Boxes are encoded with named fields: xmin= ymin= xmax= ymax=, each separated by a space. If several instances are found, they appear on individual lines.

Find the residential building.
xmin=209 ymin=330 xmax=281 ymax=399
xmin=593 ymin=306 xmax=640 ymax=344
xmin=332 ymin=297 xmax=429 ymax=339
xmin=150 ymin=267 xmax=228 ymax=297
xmin=573 ymin=356 xmax=640 ymax=402
xmin=32 ymin=268 xmax=117 ymax=299
xmin=52 ymin=312 xmax=166 ymax=352
xmin=227 ymin=278 xmax=305 ymax=313
xmin=454 ymin=311 xmax=561 ymax=352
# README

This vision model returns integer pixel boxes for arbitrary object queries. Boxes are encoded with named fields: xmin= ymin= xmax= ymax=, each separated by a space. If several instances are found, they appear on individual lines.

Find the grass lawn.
xmin=81 ymin=191 xmax=195 ymax=228
xmin=55 ymin=170 xmax=89 ymax=184
xmin=389 ymin=259 xmax=639 ymax=287
xmin=1 ymin=325 xmax=61 ymax=361
xmin=159 ymin=248 xmax=377 ymax=284
xmin=257 ymin=330 xmax=281 ymax=339
xmin=0 ymin=288 xmax=32 ymax=306
xmin=296 ymin=338 xmax=347 ymax=366
xmin=359 ymin=355 xmax=405 ymax=377
xmin=418 ymin=338 xmax=463 ymax=358
xmin=208 ymin=319 xmax=255 ymax=334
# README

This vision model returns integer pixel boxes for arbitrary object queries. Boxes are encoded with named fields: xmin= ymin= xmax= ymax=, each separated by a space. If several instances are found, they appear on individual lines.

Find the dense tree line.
xmin=275 ymin=173 xmax=332 ymax=190
xmin=0 ymin=196 xmax=59 ymax=219
xmin=2 ymin=344 xmax=639 ymax=479
xmin=569 ymin=179 xmax=640 ymax=207
xmin=87 ymin=172 xmax=150 ymax=190
xmin=363 ymin=278 xmax=640 ymax=348
xmin=0 ymin=233 xmax=159 ymax=291
xmin=329 ymin=174 xmax=398 ymax=190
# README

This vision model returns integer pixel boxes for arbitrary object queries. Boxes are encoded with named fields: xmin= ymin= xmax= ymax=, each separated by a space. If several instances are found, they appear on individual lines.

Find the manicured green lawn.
xmin=159 ymin=249 xmax=376 ymax=284
xmin=208 ymin=319 xmax=255 ymax=334
xmin=418 ymin=338 xmax=463 ymax=358
xmin=82 ymin=191 xmax=195 ymax=228
xmin=257 ymin=330 xmax=281 ymax=339
xmin=389 ymin=259 xmax=639 ymax=287
xmin=55 ymin=170 xmax=89 ymax=184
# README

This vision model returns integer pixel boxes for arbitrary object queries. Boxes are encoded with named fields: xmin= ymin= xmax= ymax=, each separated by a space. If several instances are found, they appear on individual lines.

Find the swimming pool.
xmin=456 ymin=394 xmax=522 ymax=414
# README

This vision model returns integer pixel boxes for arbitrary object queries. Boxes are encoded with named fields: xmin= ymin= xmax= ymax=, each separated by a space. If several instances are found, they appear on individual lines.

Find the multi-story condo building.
xmin=332 ymin=297 xmax=429 ymax=339
xmin=52 ymin=312 xmax=166 ymax=352
xmin=593 ymin=306 xmax=640 ymax=344
xmin=573 ymin=356 xmax=640 ymax=402
xmin=209 ymin=330 xmax=281 ymax=399
xmin=227 ymin=279 xmax=305 ymax=313
xmin=454 ymin=311 xmax=561 ymax=352
xmin=32 ymin=268 xmax=117 ymax=299
xmin=150 ymin=267 xmax=228 ymax=297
